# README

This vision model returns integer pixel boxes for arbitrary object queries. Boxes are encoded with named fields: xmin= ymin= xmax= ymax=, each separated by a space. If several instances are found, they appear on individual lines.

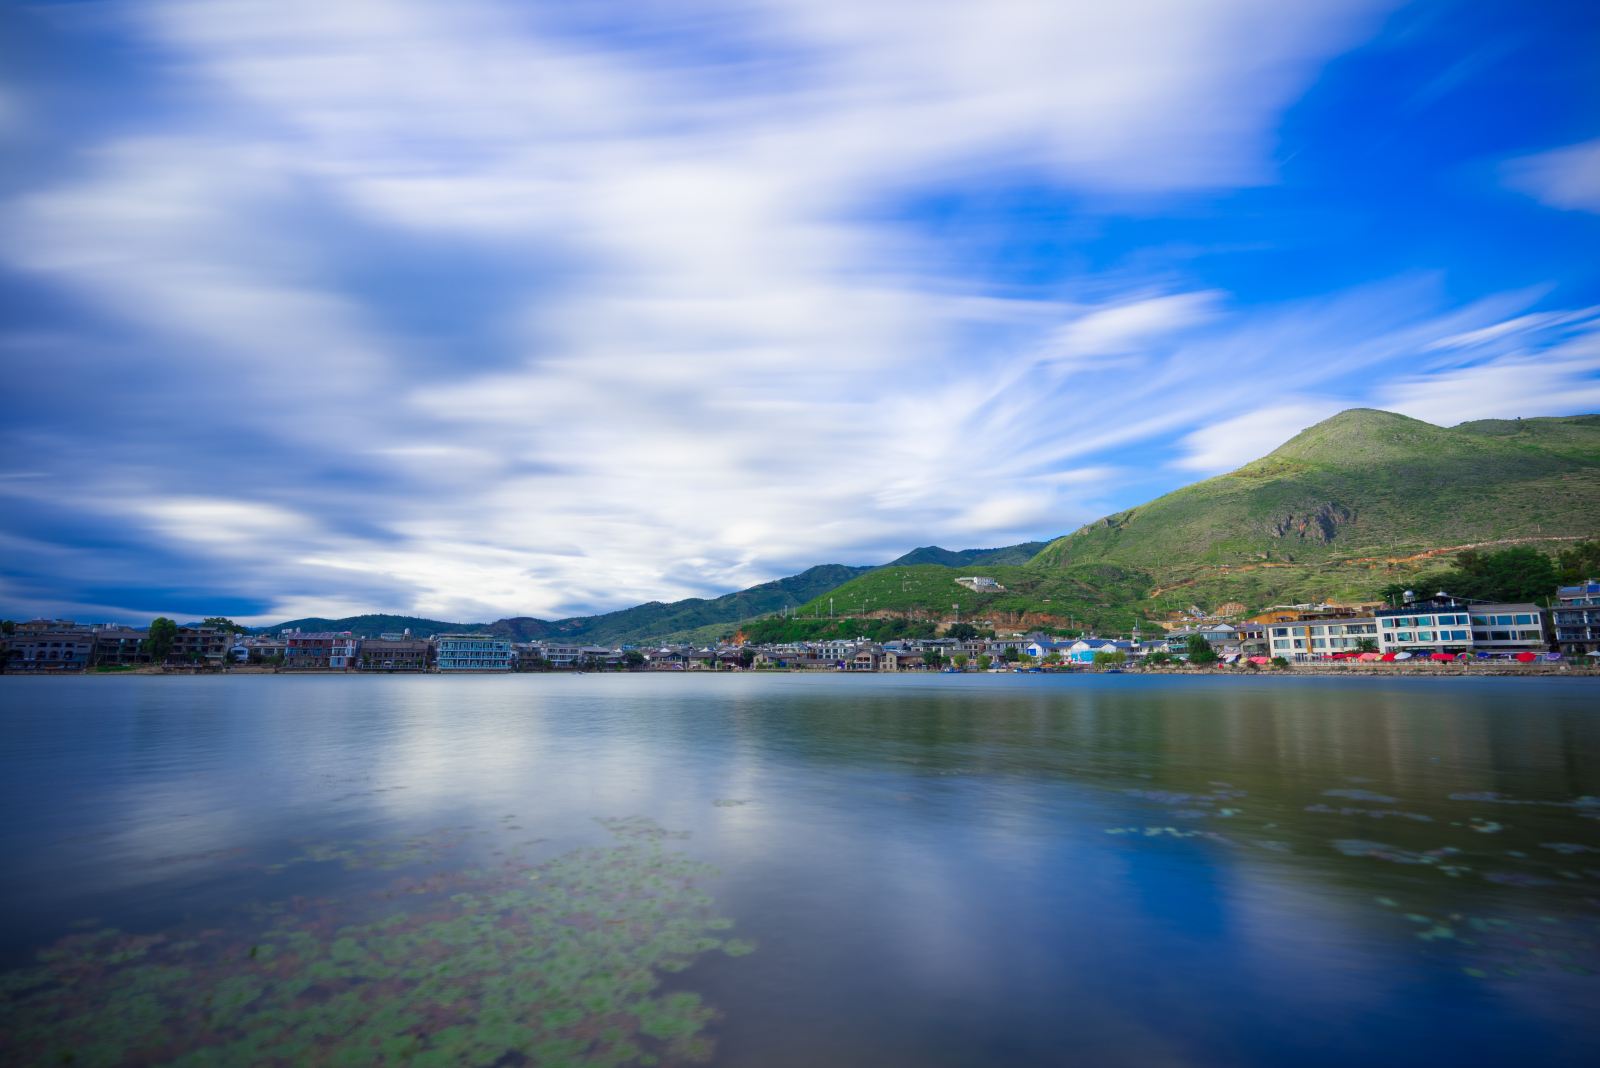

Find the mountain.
xmin=478 ymin=564 xmax=874 ymax=646
xmin=258 ymin=410 xmax=1599 ymax=641
xmin=261 ymin=613 xmax=471 ymax=637
xmin=259 ymin=564 xmax=874 ymax=643
xmin=799 ymin=409 xmax=1600 ymax=627
xmin=887 ymin=542 xmax=1048 ymax=567
xmin=1034 ymin=410 xmax=1600 ymax=573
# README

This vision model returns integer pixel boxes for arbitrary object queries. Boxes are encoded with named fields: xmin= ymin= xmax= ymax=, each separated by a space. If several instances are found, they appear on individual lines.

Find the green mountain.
xmin=261 ymin=411 xmax=1599 ymax=642
xmin=262 ymin=613 xmax=470 ymax=637
xmin=481 ymin=564 xmax=874 ymax=645
xmin=1030 ymin=409 xmax=1600 ymax=611
xmin=887 ymin=542 xmax=1048 ymax=567
xmin=796 ymin=409 xmax=1600 ymax=628
xmin=261 ymin=564 xmax=875 ymax=643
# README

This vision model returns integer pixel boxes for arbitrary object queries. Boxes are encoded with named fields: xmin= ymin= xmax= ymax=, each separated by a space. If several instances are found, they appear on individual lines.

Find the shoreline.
xmin=7 ymin=665 xmax=1598 ymax=679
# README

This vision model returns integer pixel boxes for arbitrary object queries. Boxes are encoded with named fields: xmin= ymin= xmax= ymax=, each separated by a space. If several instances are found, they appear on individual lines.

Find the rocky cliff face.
xmin=1269 ymin=502 xmax=1353 ymax=543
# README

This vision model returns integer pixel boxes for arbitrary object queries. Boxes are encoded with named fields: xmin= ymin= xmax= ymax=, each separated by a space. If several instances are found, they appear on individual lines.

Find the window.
xmin=1312 ymin=638 xmax=1326 ymax=648
xmin=1419 ymin=631 xmax=1435 ymax=642
xmin=1515 ymin=614 xmax=1534 ymax=625
xmin=1312 ymin=626 xmax=1327 ymax=635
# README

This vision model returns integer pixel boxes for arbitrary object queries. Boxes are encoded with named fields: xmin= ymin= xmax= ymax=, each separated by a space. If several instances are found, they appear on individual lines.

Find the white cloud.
xmin=1174 ymin=401 xmax=1347 ymax=473
xmin=1505 ymin=139 xmax=1600 ymax=213
xmin=10 ymin=0 xmax=1594 ymax=626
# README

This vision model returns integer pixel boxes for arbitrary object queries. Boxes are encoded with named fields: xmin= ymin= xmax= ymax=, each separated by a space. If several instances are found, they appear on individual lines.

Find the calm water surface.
xmin=1 ymin=674 xmax=1598 ymax=1066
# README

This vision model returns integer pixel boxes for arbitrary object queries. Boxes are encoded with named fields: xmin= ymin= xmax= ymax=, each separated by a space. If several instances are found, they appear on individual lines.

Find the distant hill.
xmin=257 ymin=410 xmax=1599 ymax=642
xmin=259 ymin=564 xmax=876 ymax=643
xmin=887 ymin=542 xmax=1048 ymax=568
xmin=477 ymin=564 xmax=875 ymax=646
xmin=260 ymin=613 xmax=473 ymax=638
xmin=1028 ymin=409 xmax=1600 ymax=611
xmin=798 ymin=409 xmax=1600 ymax=626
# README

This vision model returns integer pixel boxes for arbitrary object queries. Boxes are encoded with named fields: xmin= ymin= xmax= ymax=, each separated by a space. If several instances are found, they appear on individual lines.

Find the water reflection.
xmin=0 ymin=674 xmax=1596 ymax=1067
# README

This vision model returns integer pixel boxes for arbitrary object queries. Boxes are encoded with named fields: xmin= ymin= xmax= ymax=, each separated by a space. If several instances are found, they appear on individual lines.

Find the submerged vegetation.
xmin=0 ymin=819 xmax=750 ymax=1067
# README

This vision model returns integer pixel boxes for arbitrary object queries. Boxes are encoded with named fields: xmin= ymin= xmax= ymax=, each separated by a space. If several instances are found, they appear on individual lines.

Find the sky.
xmin=1 ymin=0 xmax=1598 ymax=626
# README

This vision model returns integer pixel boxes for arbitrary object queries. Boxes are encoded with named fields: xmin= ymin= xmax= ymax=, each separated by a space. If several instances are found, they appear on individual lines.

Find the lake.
xmin=1 ymin=673 xmax=1597 ymax=1066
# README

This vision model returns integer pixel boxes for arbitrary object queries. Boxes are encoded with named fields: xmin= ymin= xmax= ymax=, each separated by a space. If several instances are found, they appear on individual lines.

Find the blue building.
xmin=434 ymin=634 xmax=513 ymax=672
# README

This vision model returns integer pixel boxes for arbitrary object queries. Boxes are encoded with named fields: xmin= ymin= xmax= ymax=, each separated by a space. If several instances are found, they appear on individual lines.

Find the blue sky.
xmin=1 ymin=0 xmax=1597 ymax=625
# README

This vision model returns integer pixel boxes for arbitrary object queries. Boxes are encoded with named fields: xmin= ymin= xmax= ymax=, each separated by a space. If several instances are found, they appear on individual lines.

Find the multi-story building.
xmin=92 ymin=627 xmax=151 ymax=666
xmin=283 ymin=631 xmax=356 ymax=670
xmin=1553 ymin=580 xmax=1600 ymax=656
xmin=357 ymin=638 xmax=431 ymax=672
xmin=1375 ymin=594 xmax=1474 ymax=655
xmin=3 ymin=629 xmax=95 ymax=672
xmin=171 ymin=626 xmax=229 ymax=665
xmin=1468 ymin=603 xmax=1547 ymax=654
xmin=435 ymin=634 xmax=512 ymax=672
xmin=1267 ymin=615 xmax=1379 ymax=661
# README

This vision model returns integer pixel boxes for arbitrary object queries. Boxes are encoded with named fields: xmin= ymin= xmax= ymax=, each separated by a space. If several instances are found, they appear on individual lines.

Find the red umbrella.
xmin=1514 ymin=651 xmax=1538 ymax=663
xmin=1380 ymin=652 xmax=1397 ymax=661
xmin=1430 ymin=652 xmax=1455 ymax=661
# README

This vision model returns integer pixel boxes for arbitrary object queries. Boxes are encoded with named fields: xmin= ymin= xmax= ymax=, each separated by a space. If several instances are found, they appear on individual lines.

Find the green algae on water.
xmin=0 ymin=820 xmax=750 ymax=1067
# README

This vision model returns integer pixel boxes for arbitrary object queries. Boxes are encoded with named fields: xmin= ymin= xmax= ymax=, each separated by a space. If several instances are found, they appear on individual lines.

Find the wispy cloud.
xmin=0 ymin=0 xmax=1593 ymax=624
xmin=1505 ymin=138 xmax=1600 ymax=214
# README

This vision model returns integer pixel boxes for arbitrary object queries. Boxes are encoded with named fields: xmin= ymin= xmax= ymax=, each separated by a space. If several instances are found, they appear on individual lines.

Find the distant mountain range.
xmin=262 ymin=410 xmax=1600 ymax=641
xmin=800 ymin=409 xmax=1600 ymax=629
xmin=260 ymin=547 xmax=1043 ymax=643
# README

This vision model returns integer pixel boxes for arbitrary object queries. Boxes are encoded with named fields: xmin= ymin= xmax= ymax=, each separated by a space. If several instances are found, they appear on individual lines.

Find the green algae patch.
xmin=0 ymin=821 xmax=749 ymax=1067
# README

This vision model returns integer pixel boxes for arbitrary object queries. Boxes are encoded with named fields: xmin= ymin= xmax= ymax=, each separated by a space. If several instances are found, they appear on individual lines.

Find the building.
xmin=283 ymin=631 xmax=356 ymax=670
xmin=1266 ymin=616 xmax=1379 ymax=661
xmin=435 ymin=634 xmax=512 ymax=672
xmin=357 ymin=638 xmax=432 ymax=672
xmin=92 ymin=627 xmax=151 ymax=666
xmin=1375 ymin=594 xmax=1473 ymax=655
xmin=171 ymin=626 xmax=230 ymax=665
xmin=1468 ymin=603 xmax=1547 ymax=654
xmin=3 ymin=628 xmax=94 ymax=672
xmin=1553 ymin=580 xmax=1600 ymax=656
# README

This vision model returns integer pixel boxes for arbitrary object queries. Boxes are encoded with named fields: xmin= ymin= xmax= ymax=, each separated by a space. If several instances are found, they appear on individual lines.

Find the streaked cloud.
xmin=0 ymin=0 xmax=1595 ymax=624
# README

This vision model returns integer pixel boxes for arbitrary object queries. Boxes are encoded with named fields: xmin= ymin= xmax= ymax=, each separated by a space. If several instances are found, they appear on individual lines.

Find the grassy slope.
xmin=886 ymin=542 xmax=1049 ymax=567
xmin=262 ymin=564 xmax=874 ymax=643
xmin=1029 ymin=410 xmax=1600 ymax=612
xmin=788 ymin=562 xmax=1154 ymax=633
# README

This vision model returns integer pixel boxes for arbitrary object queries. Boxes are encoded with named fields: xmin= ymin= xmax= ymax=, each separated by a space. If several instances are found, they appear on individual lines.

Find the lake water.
xmin=1 ymin=673 xmax=1597 ymax=1066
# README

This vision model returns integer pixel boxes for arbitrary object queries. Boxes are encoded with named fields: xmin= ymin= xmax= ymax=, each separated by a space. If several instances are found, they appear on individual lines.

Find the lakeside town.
xmin=5 ymin=579 xmax=1599 ymax=674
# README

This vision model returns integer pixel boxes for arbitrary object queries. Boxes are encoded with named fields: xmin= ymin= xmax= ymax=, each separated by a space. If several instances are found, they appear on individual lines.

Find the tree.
xmin=946 ymin=623 xmax=981 ymax=642
xmin=737 ymin=648 xmax=755 ymax=669
xmin=1270 ymin=656 xmax=1290 ymax=669
xmin=925 ymin=649 xmax=944 ymax=669
xmin=144 ymin=618 xmax=178 ymax=663
xmin=1092 ymin=650 xmax=1127 ymax=667
xmin=1145 ymin=650 xmax=1171 ymax=666
xmin=202 ymin=617 xmax=247 ymax=634
xmin=1379 ymin=583 xmax=1410 ymax=608
xmin=977 ymin=654 xmax=992 ymax=671
xmin=1043 ymin=651 xmax=1062 ymax=667
xmin=1186 ymin=633 xmax=1219 ymax=665
xmin=623 ymin=650 xmax=646 ymax=669
xmin=1000 ymin=647 xmax=1020 ymax=663
xmin=1353 ymin=637 xmax=1378 ymax=653
xmin=1422 ymin=546 xmax=1560 ymax=604
xmin=1557 ymin=540 xmax=1600 ymax=584
xmin=953 ymin=653 xmax=969 ymax=671
xmin=1 ymin=620 xmax=14 ymax=635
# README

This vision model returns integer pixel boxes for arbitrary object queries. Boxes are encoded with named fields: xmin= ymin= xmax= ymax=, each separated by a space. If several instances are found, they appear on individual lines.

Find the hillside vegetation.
xmin=1030 ymin=409 xmax=1600 ymax=613
xmin=759 ymin=409 xmax=1600 ymax=634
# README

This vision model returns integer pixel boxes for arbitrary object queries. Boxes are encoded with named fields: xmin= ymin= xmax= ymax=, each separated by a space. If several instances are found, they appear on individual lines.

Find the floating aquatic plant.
xmin=0 ymin=820 xmax=750 ymax=1067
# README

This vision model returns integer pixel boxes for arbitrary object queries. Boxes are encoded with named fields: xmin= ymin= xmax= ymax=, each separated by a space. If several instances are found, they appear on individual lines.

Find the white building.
xmin=1267 ymin=616 xmax=1379 ymax=660
xmin=1468 ymin=603 xmax=1546 ymax=653
xmin=1375 ymin=595 xmax=1473 ymax=654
